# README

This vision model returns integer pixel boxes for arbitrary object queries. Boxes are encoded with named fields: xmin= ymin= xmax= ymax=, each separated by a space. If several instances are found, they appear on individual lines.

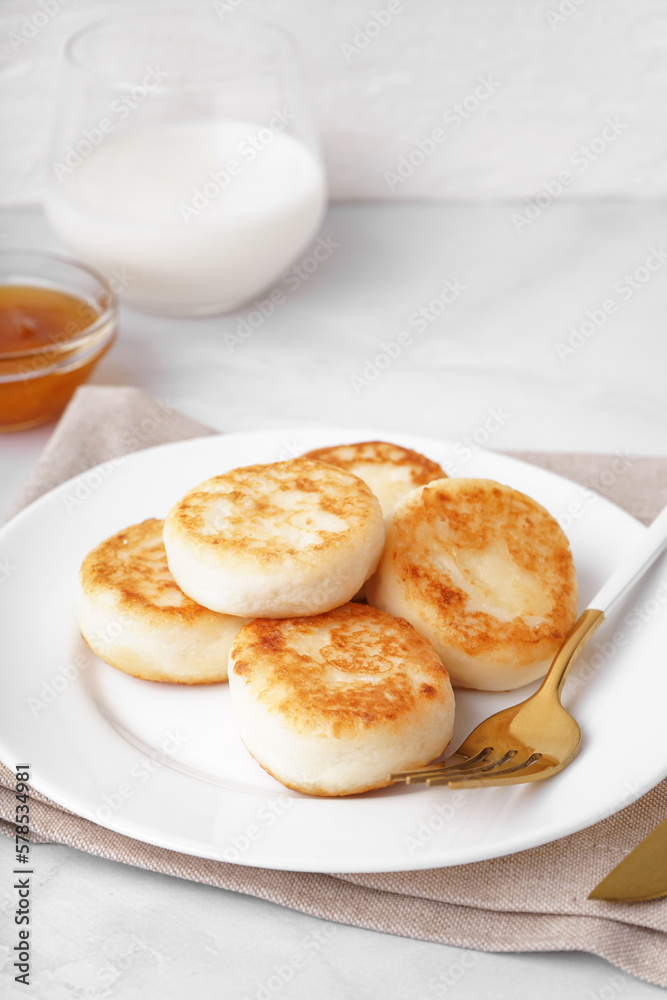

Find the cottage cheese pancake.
xmin=366 ymin=479 xmax=578 ymax=691
xmin=163 ymin=458 xmax=385 ymax=617
xmin=228 ymin=602 xmax=455 ymax=796
xmin=303 ymin=441 xmax=446 ymax=601
xmin=77 ymin=518 xmax=249 ymax=683
xmin=303 ymin=440 xmax=447 ymax=519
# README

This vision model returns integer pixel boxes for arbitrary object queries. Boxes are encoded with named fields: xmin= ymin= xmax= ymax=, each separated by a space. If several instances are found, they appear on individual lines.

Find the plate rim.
xmin=1 ymin=425 xmax=662 ymax=874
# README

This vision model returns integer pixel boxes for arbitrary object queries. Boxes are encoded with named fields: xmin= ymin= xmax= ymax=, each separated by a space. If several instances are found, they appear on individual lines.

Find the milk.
xmin=46 ymin=120 xmax=327 ymax=315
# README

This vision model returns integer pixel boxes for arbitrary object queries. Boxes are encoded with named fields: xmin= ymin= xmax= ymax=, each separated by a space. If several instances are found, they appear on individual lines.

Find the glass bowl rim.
xmin=64 ymin=10 xmax=300 ymax=91
xmin=0 ymin=247 xmax=117 ymax=362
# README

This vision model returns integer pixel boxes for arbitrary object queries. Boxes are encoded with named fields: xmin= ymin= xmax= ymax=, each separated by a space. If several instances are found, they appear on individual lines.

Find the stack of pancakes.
xmin=77 ymin=441 xmax=577 ymax=796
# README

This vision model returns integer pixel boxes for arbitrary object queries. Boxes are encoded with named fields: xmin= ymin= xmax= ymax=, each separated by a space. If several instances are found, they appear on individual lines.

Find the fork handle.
xmin=539 ymin=503 xmax=667 ymax=701
xmin=538 ymin=607 xmax=605 ymax=700
xmin=586 ymin=503 xmax=667 ymax=617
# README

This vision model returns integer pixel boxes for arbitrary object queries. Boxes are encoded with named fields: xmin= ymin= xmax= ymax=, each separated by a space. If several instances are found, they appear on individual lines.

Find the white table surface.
xmin=0 ymin=204 xmax=665 ymax=998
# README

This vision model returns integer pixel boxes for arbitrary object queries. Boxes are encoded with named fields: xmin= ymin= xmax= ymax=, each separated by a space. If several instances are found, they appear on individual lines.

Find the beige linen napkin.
xmin=1 ymin=386 xmax=666 ymax=987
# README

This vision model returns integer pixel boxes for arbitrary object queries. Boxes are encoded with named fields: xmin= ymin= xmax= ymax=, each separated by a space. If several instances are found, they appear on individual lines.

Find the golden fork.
xmin=391 ymin=503 xmax=667 ymax=789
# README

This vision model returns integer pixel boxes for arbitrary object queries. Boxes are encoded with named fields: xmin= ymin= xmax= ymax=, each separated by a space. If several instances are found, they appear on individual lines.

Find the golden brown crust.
xmin=230 ymin=603 xmax=451 ymax=738
xmin=78 ymin=517 xmax=249 ymax=684
xmin=304 ymin=440 xmax=446 ymax=489
xmin=165 ymin=458 xmax=381 ymax=568
xmin=375 ymin=479 xmax=577 ymax=669
xmin=80 ymin=518 xmax=213 ymax=628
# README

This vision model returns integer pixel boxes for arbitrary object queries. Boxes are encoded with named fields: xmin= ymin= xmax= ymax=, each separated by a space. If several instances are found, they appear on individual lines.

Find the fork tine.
xmin=479 ymin=751 xmax=543 ymax=774
xmin=434 ymin=767 xmax=552 ymax=789
xmin=391 ymin=747 xmax=494 ymax=782
xmin=402 ymin=752 xmax=519 ymax=784
xmin=394 ymin=750 xmax=545 ymax=785
xmin=394 ymin=748 xmax=518 ymax=784
xmin=427 ymin=753 xmax=547 ymax=787
xmin=440 ymin=750 xmax=542 ymax=779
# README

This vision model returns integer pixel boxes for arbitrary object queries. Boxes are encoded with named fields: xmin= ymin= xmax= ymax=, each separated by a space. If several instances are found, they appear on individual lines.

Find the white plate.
xmin=1 ymin=428 xmax=666 ymax=874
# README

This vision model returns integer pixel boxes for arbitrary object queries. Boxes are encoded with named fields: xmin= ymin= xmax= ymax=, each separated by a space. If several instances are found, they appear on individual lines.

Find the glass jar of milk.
xmin=45 ymin=13 xmax=327 ymax=316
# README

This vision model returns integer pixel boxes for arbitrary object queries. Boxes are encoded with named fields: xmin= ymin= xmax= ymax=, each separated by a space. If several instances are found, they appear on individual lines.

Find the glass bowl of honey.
xmin=0 ymin=249 xmax=117 ymax=432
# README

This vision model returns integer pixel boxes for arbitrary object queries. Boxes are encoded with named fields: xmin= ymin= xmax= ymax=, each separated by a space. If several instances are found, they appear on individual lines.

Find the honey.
xmin=0 ymin=283 xmax=116 ymax=432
